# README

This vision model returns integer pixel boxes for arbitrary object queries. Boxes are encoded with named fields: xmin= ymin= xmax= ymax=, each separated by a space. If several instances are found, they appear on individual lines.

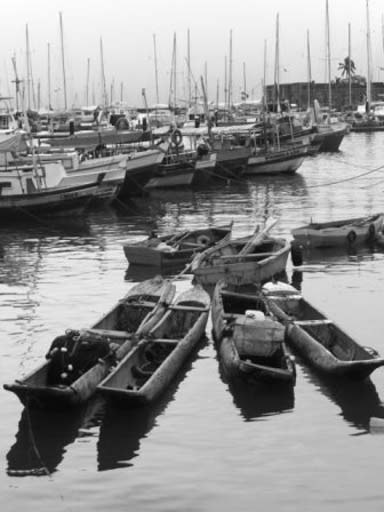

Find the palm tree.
xmin=338 ymin=56 xmax=356 ymax=78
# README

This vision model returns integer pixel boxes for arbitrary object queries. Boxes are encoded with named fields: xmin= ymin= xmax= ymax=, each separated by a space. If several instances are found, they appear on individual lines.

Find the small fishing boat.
xmin=0 ymin=138 xmax=127 ymax=218
xmin=263 ymin=281 xmax=384 ymax=380
xmin=192 ymin=220 xmax=290 ymax=286
xmin=97 ymin=284 xmax=211 ymax=406
xmin=123 ymin=223 xmax=233 ymax=268
xmin=3 ymin=276 xmax=176 ymax=408
xmin=291 ymin=213 xmax=384 ymax=248
xmin=212 ymin=281 xmax=296 ymax=384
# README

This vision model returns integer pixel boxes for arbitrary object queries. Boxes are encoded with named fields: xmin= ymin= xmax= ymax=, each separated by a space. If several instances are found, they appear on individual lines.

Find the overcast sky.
xmin=1 ymin=0 xmax=383 ymax=109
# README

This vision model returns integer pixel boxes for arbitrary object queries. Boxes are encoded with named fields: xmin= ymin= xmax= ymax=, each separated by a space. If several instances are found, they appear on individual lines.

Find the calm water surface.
xmin=2 ymin=132 xmax=384 ymax=512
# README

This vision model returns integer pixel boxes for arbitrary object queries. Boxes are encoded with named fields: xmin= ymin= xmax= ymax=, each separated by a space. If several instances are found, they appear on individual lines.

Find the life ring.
xmin=368 ymin=223 xmax=376 ymax=240
xmin=197 ymin=234 xmax=211 ymax=246
xmin=347 ymin=230 xmax=357 ymax=244
xmin=171 ymin=129 xmax=183 ymax=146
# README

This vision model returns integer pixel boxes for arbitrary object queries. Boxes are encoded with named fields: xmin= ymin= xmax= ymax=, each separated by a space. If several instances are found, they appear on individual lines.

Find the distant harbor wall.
xmin=266 ymin=81 xmax=384 ymax=110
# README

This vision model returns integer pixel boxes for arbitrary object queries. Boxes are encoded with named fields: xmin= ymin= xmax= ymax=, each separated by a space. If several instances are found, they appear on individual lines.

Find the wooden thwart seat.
xmin=170 ymin=304 xmax=210 ymax=312
xmin=220 ymin=251 xmax=276 ymax=261
xmin=84 ymin=328 xmax=133 ymax=339
xmin=294 ymin=319 xmax=332 ymax=326
xmin=121 ymin=300 xmax=157 ymax=308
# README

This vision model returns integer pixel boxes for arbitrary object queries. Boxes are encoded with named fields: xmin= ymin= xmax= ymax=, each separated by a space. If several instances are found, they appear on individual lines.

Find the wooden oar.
xmin=238 ymin=217 xmax=279 ymax=256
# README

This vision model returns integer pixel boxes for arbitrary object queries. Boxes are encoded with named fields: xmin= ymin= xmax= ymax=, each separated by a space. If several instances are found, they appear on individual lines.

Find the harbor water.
xmin=1 ymin=131 xmax=384 ymax=512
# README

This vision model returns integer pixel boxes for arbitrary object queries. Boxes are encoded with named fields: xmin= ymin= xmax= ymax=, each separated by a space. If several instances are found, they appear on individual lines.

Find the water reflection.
xmin=300 ymin=362 xmax=384 ymax=432
xmin=297 ymin=245 xmax=377 ymax=266
xmin=97 ymin=341 xmax=206 ymax=471
xmin=219 ymin=365 xmax=295 ymax=421
xmin=6 ymin=397 xmax=104 ymax=477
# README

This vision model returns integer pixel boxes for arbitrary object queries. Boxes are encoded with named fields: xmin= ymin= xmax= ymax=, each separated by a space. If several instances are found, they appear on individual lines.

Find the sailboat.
xmin=243 ymin=15 xmax=311 ymax=175
xmin=310 ymin=0 xmax=348 ymax=151
xmin=349 ymin=0 xmax=384 ymax=132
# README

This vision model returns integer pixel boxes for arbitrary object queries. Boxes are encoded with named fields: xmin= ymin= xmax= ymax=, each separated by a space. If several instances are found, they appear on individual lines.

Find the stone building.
xmin=266 ymin=81 xmax=384 ymax=110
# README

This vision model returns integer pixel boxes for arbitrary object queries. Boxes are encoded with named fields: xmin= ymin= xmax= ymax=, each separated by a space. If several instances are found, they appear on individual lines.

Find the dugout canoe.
xmin=3 ymin=276 xmax=176 ymax=409
xmin=123 ymin=223 xmax=233 ymax=268
xmin=191 ymin=234 xmax=290 ymax=286
xmin=212 ymin=281 xmax=296 ymax=385
xmin=262 ymin=282 xmax=384 ymax=380
xmin=291 ymin=213 xmax=384 ymax=248
xmin=97 ymin=284 xmax=210 ymax=406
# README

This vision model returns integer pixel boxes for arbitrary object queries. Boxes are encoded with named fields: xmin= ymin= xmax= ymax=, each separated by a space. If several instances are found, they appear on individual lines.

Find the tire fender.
xmin=347 ymin=230 xmax=357 ymax=244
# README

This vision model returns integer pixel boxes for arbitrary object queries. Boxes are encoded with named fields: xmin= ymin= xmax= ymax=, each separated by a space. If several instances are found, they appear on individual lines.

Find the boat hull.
xmin=3 ymin=277 xmax=176 ymax=409
xmin=212 ymin=281 xmax=295 ymax=385
xmin=0 ymin=182 xmax=100 ymax=218
xmin=245 ymin=153 xmax=305 ymax=175
xmin=123 ymin=225 xmax=232 ymax=267
xmin=264 ymin=286 xmax=384 ymax=380
xmin=97 ymin=285 xmax=210 ymax=406
xmin=193 ymin=237 xmax=290 ymax=286
xmin=292 ymin=214 xmax=384 ymax=248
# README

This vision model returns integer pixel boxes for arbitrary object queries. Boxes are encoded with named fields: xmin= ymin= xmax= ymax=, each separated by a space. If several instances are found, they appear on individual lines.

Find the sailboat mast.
xmin=153 ymin=34 xmax=160 ymax=104
xmin=243 ymin=62 xmax=247 ymax=100
xmin=325 ymin=0 xmax=332 ymax=111
xmin=228 ymin=29 xmax=233 ymax=111
xmin=204 ymin=61 xmax=208 ymax=101
xmin=173 ymin=33 xmax=177 ymax=109
xmin=25 ymin=24 xmax=31 ymax=110
xmin=216 ymin=78 xmax=219 ymax=112
xmin=224 ymin=55 xmax=228 ymax=115
xmin=348 ymin=23 xmax=352 ymax=106
xmin=47 ymin=43 xmax=52 ymax=109
xmin=59 ymin=12 xmax=68 ymax=110
xmin=100 ymin=37 xmax=108 ymax=107
xmin=85 ymin=58 xmax=90 ymax=106
xmin=307 ymin=30 xmax=312 ymax=109
xmin=366 ymin=0 xmax=372 ymax=111
xmin=274 ymin=13 xmax=280 ymax=112
xmin=263 ymin=39 xmax=267 ymax=111
xmin=187 ymin=29 xmax=191 ymax=106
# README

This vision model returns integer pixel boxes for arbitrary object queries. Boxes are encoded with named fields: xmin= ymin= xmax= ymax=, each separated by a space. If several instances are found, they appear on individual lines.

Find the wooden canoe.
xmin=191 ymin=234 xmax=290 ymax=286
xmin=3 ymin=276 xmax=176 ymax=409
xmin=97 ymin=284 xmax=211 ymax=406
xmin=291 ymin=213 xmax=384 ymax=248
xmin=263 ymin=282 xmax=384 ymax=380
xmin=212 ymin=281 xmax=296 ymax=384
xmin=123 ymin=223 xmax=232 ymax=267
